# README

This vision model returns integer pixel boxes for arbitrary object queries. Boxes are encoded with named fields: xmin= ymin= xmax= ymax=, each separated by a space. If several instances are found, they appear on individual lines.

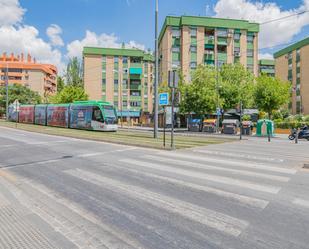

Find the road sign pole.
xmin=163 ymin=106 xmax=166 ymax=147
xmin=171 ymin=87 xmax=175 ymax=150
xmin=5 ymin=63 xmax=9 ymax=121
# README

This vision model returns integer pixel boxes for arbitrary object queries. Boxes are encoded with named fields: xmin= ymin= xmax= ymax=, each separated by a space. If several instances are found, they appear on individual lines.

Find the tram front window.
xmin=103 ymin=105 xmax=117 ymax=124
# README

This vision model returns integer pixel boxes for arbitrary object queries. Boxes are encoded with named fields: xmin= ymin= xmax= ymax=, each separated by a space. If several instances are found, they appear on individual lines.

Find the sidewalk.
xmin=0 ymin=172 xmax=76 ymax=249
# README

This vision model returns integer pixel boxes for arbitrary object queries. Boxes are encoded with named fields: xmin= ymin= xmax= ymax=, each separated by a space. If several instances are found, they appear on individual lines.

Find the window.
xmin=92 ymin=107 xmax=104 ymax=122
xmin=234 ymin=47 xmax=240 ymax=53
xmin=217 ymin=29 xmax=228 ymax=37
xmin=123 ymin=57 xmax=128 ymax=64
xmin=102 ymin=56 xmax=106 ymax=63
xmin=114 ymin=56 xmax=119 ymax=63
xmin=190 ymin=45 xmax=197 ymax=52
xmin=114 ymin=79 xmax=118 ymax=84
xmin=130 ymin=101 xmax=141 ymax=107
xmin=247 ymin=35 xmax=254 ymax=43
xmin=131 ymin=91 xmax=140 ymax=96
xmin=102 ymin=79 xmax=106 ymax=84
xmin=172 ymin=28 xmax=180 ymax=37
xmin=234 ymin=33 xmax=240 ymax=40
xmin=190 ymin=62 xmax=197 ymax=69
xmin=190 ymin=27 xmax=197 ymax=37
xmin=247 ymin=49 xmax=254 ymax=57
xmin=122 ymin=100 xmax=127 ymax=106
xmin=172 ymin=47 xmax=180 ymax=52
xmin=114 ymin=92 xmax=118 ymax=96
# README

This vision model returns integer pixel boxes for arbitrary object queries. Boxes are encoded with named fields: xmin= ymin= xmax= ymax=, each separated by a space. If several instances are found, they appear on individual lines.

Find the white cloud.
xmin=0 ymin=0 xmax=65 ymax=73
xmin=214 ymin=0 xmax=309 ymax=49
xmin=66 ymin=30 xmax=145 ymax=58
xmin=0 ymin=25 xmax=65 ymax=73
xmin=259 ymin=53 xmax=274 ymax=60
xmin=0 ymin=0 xmax=25 ymax=26
xmin=46 ymin=24 xmax=64 ymax=47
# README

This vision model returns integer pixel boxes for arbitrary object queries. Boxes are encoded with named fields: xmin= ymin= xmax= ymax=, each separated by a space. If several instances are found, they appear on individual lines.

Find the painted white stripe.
xmin=0 ymin=145 xmax=15 ymax=148
xmin=76 ymin=148 xmax=136 ymax=158
xmin=159 ymin=152 xmax=297 ymax=175
xmin=66 ymin=168 xmax=249 ymax=237
xmin=193 ymin=149 xmax=284 ymax=163
xmin=112 ymin=164 xmax=269 ymax=209
xmin=144 ymin=155 xmax=290 ymax=182
xmin=77 ymin=152 xmax=105 ymax=158
xmin=120 ymin=159 xmax=281 ymax=194
xmin=293 ymin=198 xmax=309 ymax=208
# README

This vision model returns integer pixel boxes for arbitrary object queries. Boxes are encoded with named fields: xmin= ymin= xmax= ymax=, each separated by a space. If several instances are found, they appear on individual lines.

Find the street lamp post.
xmin=5 ymin=63 xmax=9 ymax=121
xmin=154 ymin=0 xmax=159 ymax=138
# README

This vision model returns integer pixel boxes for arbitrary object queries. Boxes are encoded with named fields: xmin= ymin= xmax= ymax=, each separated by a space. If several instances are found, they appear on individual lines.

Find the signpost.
xmin=159 ymin=93 xmax=169 ymax=148
xmin=168 ymin=70 xmax=179 ymax=150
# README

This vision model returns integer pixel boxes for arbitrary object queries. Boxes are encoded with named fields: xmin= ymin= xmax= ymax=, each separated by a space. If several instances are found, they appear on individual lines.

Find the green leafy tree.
xmin=49 ymin=86 xmax=88 ymax=104
xmin=219 ymin=63 xmax=255 ymax=112
xmin=0 ymin=84 xmax=41 ymax=116
xmin=254 ymin=75 xmax=291 ymax=119
xmin=66 ymin=57 xmax=83 ymax=87
xmin=56 ymin=76 xmax=65 ymax=93
xmin=179 ymin=65 xmax=217 ymax=115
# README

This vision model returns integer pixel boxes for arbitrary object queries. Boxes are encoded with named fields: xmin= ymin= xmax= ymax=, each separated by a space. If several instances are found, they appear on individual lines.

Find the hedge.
xmin=275 ymin=121 xmax=309 ymax=129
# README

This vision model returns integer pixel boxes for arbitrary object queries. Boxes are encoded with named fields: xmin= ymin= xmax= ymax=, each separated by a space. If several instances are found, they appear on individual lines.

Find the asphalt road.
xmin=0 ymin=126 xmax=309 ymax=249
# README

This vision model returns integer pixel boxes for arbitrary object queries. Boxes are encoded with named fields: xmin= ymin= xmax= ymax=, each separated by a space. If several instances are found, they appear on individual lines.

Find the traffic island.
xmin=0 ymin=120 xmax=233 ymax=150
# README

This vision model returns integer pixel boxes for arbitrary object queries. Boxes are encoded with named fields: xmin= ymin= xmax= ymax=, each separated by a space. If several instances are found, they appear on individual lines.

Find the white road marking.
xmin=111 ymin=164 xmax=269 ymax=209
xmin=292 ymin=198 xmax=309 ymax=208
xmin=159 ymin=152 xmax=297 ymax=175
xmin=66 ymin=168 xmax=249 ymax=237
xmin=0 ymin=145 xmax=15 ymax=148
xmin=120 ymin=159 xmax=281 ymax=194
xmin=76 ymin=152 xmax=106 ymax=158
xmin=77 ymin=148 xmax=137 ymax=158
xmin=193 ymin=149 xmax=285 ymax=163
xmin=144 ymin=155 xmax=290 ymax=182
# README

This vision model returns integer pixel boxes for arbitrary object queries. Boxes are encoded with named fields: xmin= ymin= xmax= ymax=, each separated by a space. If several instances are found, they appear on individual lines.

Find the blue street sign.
xmin=159 ymin=93 xmax=169 ymax=106
xmin=216 ymin=108 xmax=221 ymax=116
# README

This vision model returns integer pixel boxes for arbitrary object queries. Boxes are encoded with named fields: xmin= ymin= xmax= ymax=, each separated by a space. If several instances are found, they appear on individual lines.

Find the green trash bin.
xmin=256 ymin=119 xmax=274 ymax=137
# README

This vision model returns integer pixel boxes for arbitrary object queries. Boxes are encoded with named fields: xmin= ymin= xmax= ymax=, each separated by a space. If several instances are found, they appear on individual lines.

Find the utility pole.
xmin=154 ymin=0 xmax=159 ymax=138
xmin=5 ymin=63 xmax=9 ymax=121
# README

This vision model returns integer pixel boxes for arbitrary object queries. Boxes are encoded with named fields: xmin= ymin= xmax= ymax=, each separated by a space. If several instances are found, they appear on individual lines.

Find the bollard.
xmin=295 ymin=128 xmax=298 ymax=144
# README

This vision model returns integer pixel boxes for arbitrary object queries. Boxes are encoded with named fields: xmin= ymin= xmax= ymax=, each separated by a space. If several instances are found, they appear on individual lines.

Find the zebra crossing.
xmin=59 ymin=149 xmax=306 ymax=248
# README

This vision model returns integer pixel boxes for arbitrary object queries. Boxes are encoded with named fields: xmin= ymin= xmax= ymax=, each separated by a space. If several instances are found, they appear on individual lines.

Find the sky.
xmin=0 ymin=0 xmax=309 ymax=74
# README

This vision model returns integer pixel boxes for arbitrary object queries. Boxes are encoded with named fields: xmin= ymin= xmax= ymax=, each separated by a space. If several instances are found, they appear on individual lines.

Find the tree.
xmin=0 ymin=84 xmax=41 ymax=116
xmin=56 ymin=76 xmax=65 ymax=93
xmin=49 ymin=86 xmax=88 ymax=104
xmin=219 ymin=63 xmax=255 ymax=111
xmin=179 ymin=65 xmax=217 ymax=115
xmin=66 ymin=57 xmax=83 ymax=87
xmin=254 ymin=75 xmax=290 ymax=119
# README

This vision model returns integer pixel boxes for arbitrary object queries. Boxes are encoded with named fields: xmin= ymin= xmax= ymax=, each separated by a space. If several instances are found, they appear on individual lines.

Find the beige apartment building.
xmin=0 ymin=53 xmax=57 ymax=98
xmin=158 ymin=16 xmax=260 ymax=83
xmin=83 ymin=47 xmax=154 ymax=120
xmin=274 ymin=37 xmax=309 ymax=115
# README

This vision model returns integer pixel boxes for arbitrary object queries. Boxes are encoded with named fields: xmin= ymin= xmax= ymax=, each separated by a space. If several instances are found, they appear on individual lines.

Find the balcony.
xmin=217 ymin=37 xmax=227 ymax=46
xmin=205 ymin=36 xmax=214 ymax=44
xmin=217 ymin=53 xmax=227 ymax=61
xmin=204 ymin=54 xmax=214 ymax=61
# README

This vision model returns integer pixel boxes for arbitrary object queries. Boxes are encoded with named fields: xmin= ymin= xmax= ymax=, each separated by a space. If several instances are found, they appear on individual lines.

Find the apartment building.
xmin=158 ymin=16 xmax=259 ymax=83
xmin=83 ymin=47 xmax=154 ymax=119
xmin=274 ymin=37 xmax=309 ymax=115
xmin=259 ymin=59 xmax=275 ymax=77
xmin=0 ymin=53 xmax=57 ymax=97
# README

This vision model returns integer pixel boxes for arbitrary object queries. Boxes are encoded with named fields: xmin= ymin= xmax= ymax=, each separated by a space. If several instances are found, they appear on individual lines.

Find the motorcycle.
xmin=288 ymin=127 xmax=309 ymax=141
